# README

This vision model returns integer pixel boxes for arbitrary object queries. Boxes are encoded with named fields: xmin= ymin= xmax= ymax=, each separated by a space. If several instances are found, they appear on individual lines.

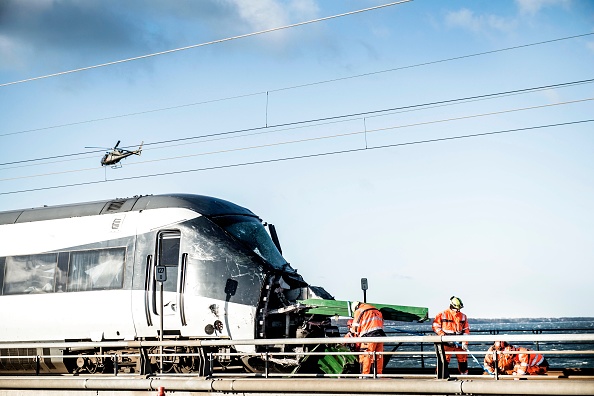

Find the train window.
xmin=3 ymin=253 xmax=58 ymax=295
xmin=67 ymin=248 xmax=125 ymax=292
xmin=56 ymin=252 xmax=69 ymax=292
xmin=157 ymin=231 xmax=180 ymax=293
xmin=211 ymin=215 xmax=288 ymax=270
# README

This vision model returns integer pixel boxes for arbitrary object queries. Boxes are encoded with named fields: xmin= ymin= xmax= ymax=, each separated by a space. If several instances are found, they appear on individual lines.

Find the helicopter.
xmin=89 ymin=141 xmax=143 ymax=167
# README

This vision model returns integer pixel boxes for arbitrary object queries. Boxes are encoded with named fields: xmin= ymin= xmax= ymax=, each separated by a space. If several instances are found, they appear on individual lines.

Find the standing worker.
xmin=350 ymin=301 xmax=385 ymax=375
xmin=432 ymin=296 xmax=470 ymax=375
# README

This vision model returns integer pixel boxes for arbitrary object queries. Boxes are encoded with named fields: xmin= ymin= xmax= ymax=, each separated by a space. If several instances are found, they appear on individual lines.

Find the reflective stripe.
xmin=517 ymin=348 xmax=545 ymax=368
xmin=432 ymin=309 xmax=469 ymax=336
xmin=532 ymin=354 xmax=545 ymax=366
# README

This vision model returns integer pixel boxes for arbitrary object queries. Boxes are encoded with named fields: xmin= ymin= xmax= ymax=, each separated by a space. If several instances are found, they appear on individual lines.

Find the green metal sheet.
xmin=297 ymin=298 xmax=429 ymax=322
xmin=317 ymin=345 xmax=358 ymax=374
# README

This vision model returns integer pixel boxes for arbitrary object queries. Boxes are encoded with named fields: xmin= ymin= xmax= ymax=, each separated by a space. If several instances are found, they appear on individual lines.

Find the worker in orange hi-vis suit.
xmin=512 ymin=346 xmax=549 ymax=376
xmin=483 ymin=341 xmax=548 ymax=376
xmin=351 ymin=301 xmax=385 ymax=375
xmin=432 ymin=296 xmax=470 ymax=375
xmin=484 ymin=341 xmax=516 ymax=375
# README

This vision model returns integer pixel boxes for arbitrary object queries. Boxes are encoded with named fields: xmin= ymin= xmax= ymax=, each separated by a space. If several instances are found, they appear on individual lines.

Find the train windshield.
xmin=212 ymin=215 xmax=292 ymax=271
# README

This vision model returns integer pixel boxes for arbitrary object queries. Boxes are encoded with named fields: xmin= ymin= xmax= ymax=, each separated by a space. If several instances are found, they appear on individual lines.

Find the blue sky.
xmin=1 ymin=0 xmax=593 ymax=319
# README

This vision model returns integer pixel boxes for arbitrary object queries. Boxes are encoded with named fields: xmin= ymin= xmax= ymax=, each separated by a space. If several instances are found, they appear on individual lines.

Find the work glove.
xmin=461 ymin=342 xmax=468 ymax=350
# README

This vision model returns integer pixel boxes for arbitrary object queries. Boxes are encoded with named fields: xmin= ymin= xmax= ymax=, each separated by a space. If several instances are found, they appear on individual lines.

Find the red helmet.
xmin=346 ymin=319 xmax=353 ymax=327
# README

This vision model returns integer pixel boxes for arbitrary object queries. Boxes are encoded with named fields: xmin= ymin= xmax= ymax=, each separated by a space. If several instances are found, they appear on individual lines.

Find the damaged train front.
xmin=199 ymin=214 xmax=339 ymax=374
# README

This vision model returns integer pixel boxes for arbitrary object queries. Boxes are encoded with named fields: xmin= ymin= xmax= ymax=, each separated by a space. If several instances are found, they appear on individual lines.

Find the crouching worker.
xmin=513 ymin=346 xmax=549 ymax=376
xmin=351 ymin=301 xmax=385 ymax=375
xmin=484 ymin=341 xmax=515 ymax=375
xmin=484 ymin=341 xmax=548 ymax=376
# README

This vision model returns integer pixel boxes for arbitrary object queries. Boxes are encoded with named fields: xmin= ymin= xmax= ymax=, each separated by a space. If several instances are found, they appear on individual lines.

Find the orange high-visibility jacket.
xmin=484 ymin=345 xmax=515 ymax=374
xmin=513 ymin=347 xmax=546 ymax=374
xmin=432 ymin=308 xmax=470 ymax=336
xmin=352 ymin=303 xmax=384 ymax=336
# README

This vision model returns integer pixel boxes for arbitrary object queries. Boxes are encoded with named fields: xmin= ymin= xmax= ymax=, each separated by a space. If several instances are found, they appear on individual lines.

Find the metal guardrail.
xmin=1 ymin=333 xmax=593 ymax=379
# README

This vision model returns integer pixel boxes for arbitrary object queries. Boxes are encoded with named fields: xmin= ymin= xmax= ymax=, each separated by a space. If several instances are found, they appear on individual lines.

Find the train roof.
xmin=0 ymin=194 xmax=257 ymax=225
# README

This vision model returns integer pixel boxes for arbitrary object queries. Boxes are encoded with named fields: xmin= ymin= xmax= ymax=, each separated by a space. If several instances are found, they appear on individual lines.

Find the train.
xmin=0 ymin=193 xmax=343 ymax=375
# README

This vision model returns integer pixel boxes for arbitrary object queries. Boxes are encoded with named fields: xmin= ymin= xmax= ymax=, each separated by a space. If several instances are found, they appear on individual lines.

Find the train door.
xmin=149 ymin=230 xmax=182 ymax=334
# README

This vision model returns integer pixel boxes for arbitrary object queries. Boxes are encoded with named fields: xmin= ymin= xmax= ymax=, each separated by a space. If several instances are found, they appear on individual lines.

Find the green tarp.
xmin=297 ymin=298 xmax=429 ymax=322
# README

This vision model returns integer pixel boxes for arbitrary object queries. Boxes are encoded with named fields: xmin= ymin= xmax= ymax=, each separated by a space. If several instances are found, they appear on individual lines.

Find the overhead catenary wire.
xmin=1 ymin=118 xmax=592 ymax=194
xmin=1 ymin=95 xmax=592 ymax=180
xmin=0 ymin=1 xmax=413 ymax=88
xmin=2 ymin=32 xmax=591 ymax=140
xmin=2 ymin=77 xmax=592 ymax=168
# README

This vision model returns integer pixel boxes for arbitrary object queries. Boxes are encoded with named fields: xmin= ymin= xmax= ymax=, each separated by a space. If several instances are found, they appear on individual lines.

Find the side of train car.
xmin=0 ymin=194 xmax=330 ymax=374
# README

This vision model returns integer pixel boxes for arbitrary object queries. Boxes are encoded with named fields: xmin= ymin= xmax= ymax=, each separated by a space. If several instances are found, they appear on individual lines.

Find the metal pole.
xmin=361 ymin=278 xmax=368 ymax=303
xmin=434 ymin=342 xmax=449 ymax=379
xmin=160 ymin=282 xmax=164 ymax=373
xmin=2 ymin=377 xmax=594 ymax=395
xmin=494 ymin=350 xmax=499 ymax=380
xmin=420 ymin=343 xmax=425 ymax=369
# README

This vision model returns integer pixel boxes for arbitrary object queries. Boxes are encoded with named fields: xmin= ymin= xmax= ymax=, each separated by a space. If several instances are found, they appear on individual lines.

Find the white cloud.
xmin=229 ymin=0 xmax=289 ymax=31
xmin=445 ymin=8 xmax=516 ymax=33
xmin=222 ymin=0 xmax=320 ymax=48
xmin=226 ymin=0 xmax=318 ymax=31
xmin=515 ymin=0 xmax=571 ymax=14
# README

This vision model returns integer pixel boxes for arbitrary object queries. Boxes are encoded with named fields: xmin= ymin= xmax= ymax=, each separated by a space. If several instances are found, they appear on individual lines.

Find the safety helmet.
xmin=350 ymin=301 xmax=361 ymax=313
xmin=346 ymin=319 xmax=353 ymax=327
xmin=449 ymin=296 xmax=464 ymax=310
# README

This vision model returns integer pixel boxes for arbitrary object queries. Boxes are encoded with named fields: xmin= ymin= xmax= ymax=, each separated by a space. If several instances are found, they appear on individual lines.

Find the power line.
xmin=2 ymin=77 xmax=592 ymax=167
xmin=2 ymin=32 xmax=591 ymax=139
xmin=0 ymin=1 xmax=412 ymax=88
xmin=2 ymin=96 xmax=592 ymax=183
xmin=269 ymin=32 xmax=594 ymax=93
xmin=1 ymin=118 xmax=591 ymax=196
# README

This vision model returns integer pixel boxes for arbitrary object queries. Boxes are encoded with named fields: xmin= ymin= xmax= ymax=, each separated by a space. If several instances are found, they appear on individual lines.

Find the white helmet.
xmin=351 ymin=301 xmax=361 ymax=313
xmin=450 ymin=296 xmax=464 ymax=310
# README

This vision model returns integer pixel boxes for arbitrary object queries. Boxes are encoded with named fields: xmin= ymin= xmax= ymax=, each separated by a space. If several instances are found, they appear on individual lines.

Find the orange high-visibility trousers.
xmin=443 ymin=344 xmax=468 ymax=363
xmin=360 ymin=342 xmax=384 ymax=375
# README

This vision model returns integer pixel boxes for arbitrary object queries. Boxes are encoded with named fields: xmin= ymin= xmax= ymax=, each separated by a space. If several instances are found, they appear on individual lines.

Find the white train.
xmin=0 ymin=194 xmax=334 ymax=374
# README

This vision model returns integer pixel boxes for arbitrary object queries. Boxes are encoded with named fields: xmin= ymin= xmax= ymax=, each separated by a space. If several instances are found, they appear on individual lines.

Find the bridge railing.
xmin=0 ymin=333 xmax=593 ymax=379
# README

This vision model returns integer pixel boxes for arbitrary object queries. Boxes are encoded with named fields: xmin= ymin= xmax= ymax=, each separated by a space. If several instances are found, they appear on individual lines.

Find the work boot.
xmin=459 ymin=361 xmax=468 ymax=375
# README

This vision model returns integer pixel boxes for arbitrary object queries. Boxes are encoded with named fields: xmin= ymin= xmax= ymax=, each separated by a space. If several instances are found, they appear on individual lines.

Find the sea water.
xmin=343 ymin=317 xmax=594 ymax=369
